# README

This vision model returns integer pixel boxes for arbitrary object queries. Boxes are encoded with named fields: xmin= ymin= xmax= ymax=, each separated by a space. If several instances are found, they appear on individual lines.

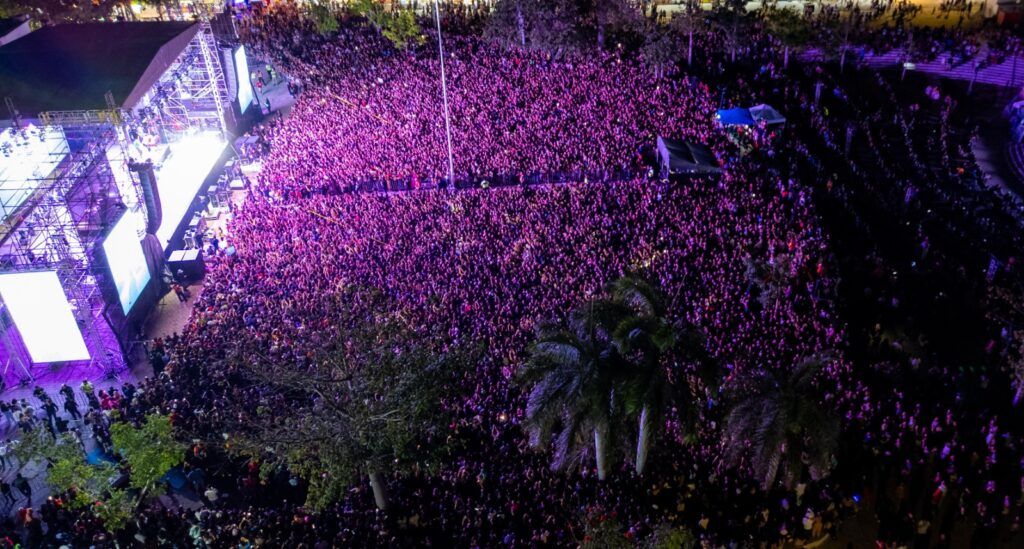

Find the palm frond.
xmin=569 ymin=298 xmax=630 ymax=344
xmin=530 ymin=340 xmax=584 ymax=370
xmin=609 ymin=276 xmax=664 ymax=317
xmin=789 ymin=354 xmax=830 ymax=389
xmin=551 ymin=409 xmax=587 ymax=472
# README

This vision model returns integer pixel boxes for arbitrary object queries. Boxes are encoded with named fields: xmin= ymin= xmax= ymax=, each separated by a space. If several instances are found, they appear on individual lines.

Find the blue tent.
xmin=716 ymin=107 xmax=755 ymax=126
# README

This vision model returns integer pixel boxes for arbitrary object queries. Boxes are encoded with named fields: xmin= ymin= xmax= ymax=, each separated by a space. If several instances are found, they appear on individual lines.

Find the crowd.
xmin=1 ymin=2 xmax=1024 ymax=547
xmin=243 ymin=11 xmax=716 ymax=194
xmin=703 ymin=15 xmax=1024 ymax=545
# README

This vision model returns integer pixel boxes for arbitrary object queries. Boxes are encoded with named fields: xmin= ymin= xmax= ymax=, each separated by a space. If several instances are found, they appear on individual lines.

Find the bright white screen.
xmin=154 ymin=133 xmax=226 ymax=246
xmin=0 ymin=271 xmax=90 ymax=363
xmin=235 ymin=46 xmax=254 ymax=112
xmin=104 ymin=212 xmax=151 ymax=314
xmin=0 ymin=125 xmax=69 ymax=223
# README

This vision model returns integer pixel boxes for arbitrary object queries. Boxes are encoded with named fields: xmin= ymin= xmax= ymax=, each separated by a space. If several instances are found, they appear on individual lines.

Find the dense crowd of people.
xmin=244 ymin=22 xmax=718 ymax=193
xmin=177 ymin=12 xmax=850 ymax=545
xmin=2 ymin=2 xmax=1024 ymax=547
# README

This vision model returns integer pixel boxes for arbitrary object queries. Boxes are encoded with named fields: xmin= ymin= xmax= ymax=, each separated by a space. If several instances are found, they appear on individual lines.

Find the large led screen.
xmin=104 ymin=212 xmax=151 ymax=314
xmin=0 ymin=271 xmax=90 ymax=363
xmin=235 ymin=45 xmax=255 ymax=112
xmin=154 ymin=133 xmax=225 ymax=247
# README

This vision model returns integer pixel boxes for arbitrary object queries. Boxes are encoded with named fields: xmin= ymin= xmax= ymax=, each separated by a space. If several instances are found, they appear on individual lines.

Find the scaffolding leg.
xmin=98 ymin=351 xmax=127 ymax=382
xmin=2 ymin=357 xmax=35 ymax=389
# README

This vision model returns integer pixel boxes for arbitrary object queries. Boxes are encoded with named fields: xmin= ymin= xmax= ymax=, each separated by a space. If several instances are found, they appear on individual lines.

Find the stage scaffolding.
xmin=0 ymin=21 xmax=231 ymax=384
xmin=0 ymin=102 xmax=133 ymax=382
xmin=139 ymin=21 xmax=230 ymax=139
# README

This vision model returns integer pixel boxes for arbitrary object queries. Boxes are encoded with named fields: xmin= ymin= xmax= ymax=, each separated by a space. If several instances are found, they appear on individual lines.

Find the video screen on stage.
xmin=104 ymin=211 xmax=151 ymax=315
xmin=0 ymin=271 xmax=90 ymax=363
xmin=235 ymin=45 xmax=255 ymax=112
xmin=154 ymin=133 xmax=225 ymax=247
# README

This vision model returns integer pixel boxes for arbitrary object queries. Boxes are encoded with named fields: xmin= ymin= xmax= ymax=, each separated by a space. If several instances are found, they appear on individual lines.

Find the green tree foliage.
xmin=668 ymin=0 xmax=705 ymax=67
xmin=15 ymin=414 xmax=185 ymax=533
xmin=486 ymin=0 xmax=578 ymax=51
xmin=226 ymin=290 xmax=470 ymax=511
xmin=109 ymin=413 xmax=186 ymax=498
xmin=6 ymin=0 xmax=119 ymax=22
xmin=352 ymin=0 xmax=423 ymax=49
xmin=641 ymin=27 xmax=679 ymax=77
xmin=743 ymin=252 xmax=796 ymax=312
xmin=588 ymin=0 xmax=643 ymax=50
xmin=381 ymin=8 xmax=424 ymax=49
xmin=580 ymin=509 xmax=631 ymax=549
xmin=16 ymin=428 xmax=133 ymax=532
xmin=644 ymin=521 xmax=698 ymax=548
xmin=0 ymin=0 xmax=27 ymax=18
xmin=764 ymin=6 xmax=810 ymax=68
xmin=486 ymin=0 xmax=528 ymax=48
xmin=521 ymin=305 xmax=625 ymax=480
xmin=723 ymin=356 xmax=840 ymax=489
xmin=818 ymin=2 xmax=868 ymax=73
xmin=351 ymin=0 xmax=384 ymax=26
xmin=309 ymin=0 xmax=340 ymax=36
xmin=10 ymin=425 xmax=61 ymax=466
xmin=580 ymin=508 xmax=696 ymax=548
xmin=90 ymin=488 xmax=137 ymax=533
xmin=710 ymin=0 xmax=748 ymax=62
xmin=607 ymin=277 xmax=678 ymax=476
xmin=487 ymin=0 xmax=642 ymax=53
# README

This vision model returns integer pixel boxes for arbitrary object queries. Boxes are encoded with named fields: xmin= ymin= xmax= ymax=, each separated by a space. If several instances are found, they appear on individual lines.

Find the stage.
xmin=0 ymin=20 xmax=236 ymax=393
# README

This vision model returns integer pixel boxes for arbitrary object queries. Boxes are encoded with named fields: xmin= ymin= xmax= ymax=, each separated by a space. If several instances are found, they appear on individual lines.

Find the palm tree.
xmin=722 ymin=356 xmax=839 ymax=489
xmin=610 ymin=276 xmax=720 ymax=475
xmin=606 ymin=277 xmax=676 ymax=476
xmin=641 ymin=29 xmax=679 ymax=78
xmin=524 ymin=276 xmax=717 ymax=479
xmin=670 ymin=0 xmax=705 ymax=68
xmin=716 ymin=0 xmax=747 ymax=63
xmin=590 ymin=0 xmax=642 ymax=50
xmin=765 ymin=6 xmax=810 ymax=69
xmin=521 ymin=302 xmax=628 ymax=480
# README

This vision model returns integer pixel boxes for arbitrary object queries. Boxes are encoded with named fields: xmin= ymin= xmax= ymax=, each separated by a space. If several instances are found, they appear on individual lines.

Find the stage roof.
xmin=0 ymin=18 xmax=25 ymax=37
xmin=0 ymin=21 xmax=198 ymax=117
xmin=749 ymin=104 xmax=786 ymax=126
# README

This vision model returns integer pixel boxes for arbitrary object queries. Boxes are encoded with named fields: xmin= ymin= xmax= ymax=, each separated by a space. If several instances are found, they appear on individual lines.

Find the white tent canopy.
xmin=748 ymin=104 xmax=786 ymax=126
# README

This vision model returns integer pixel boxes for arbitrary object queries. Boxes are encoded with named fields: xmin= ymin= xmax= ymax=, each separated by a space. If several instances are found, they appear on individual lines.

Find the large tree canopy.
xmin=486 ymin=0 xmax=643 ymax=52
xmin=223 ymin=290 xmax=472 ymax=510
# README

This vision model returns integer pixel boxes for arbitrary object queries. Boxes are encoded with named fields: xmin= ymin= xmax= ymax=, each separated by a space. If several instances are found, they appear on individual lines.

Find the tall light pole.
xmin=433 ymin=0 xmax=456 ymax=187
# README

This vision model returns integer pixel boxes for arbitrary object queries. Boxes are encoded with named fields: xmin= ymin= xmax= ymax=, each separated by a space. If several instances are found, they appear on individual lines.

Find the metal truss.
xmin=0 ymin=22 xmax=233 ymax=378
xmin=138 ymin=21 xmax=230 ymax=139
xmin=0 ymin=115 xmax=131 ymax=377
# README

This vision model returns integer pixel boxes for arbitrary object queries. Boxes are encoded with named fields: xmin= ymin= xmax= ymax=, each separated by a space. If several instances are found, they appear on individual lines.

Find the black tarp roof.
xmin=0 ymin=21 xmax=198 ymax=116
xmin=656 ymin=136 xmax=722 ymax=175
xmin=0 ymin=17 xmax=26 ymax=38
